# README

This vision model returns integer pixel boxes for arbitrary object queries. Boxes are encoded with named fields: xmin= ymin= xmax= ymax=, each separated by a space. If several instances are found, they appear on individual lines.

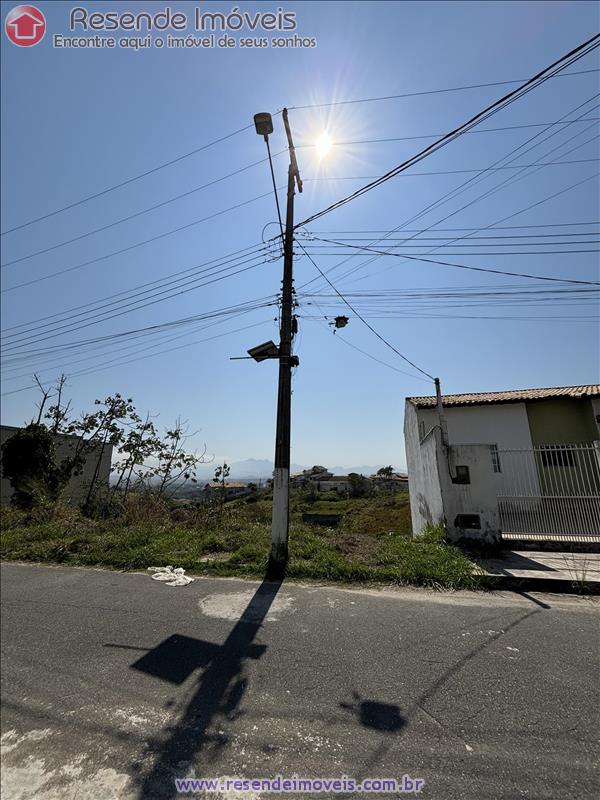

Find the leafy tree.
xmin=11 ymin=377 xmax=210 ymax=513
xmin=347 ymin=472 xmax=370 ymax=498
xmin=310 ymin=465 xmax=327 ymax=474
xmin=112 ymin=413 xmax=161 ymax=499
xmin=377 ymin=465 xmax=395 ymax=477
xmin=1 ymin=424 xmax=62 ymax=508
xmin=213 ymin=462 xmax=231 ymax=523
xmin=152 ymin=418 xmax=206 ymax=497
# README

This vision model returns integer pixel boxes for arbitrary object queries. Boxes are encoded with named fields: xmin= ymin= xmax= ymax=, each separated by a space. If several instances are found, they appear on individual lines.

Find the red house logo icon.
xmin=5 ymin=5 xmax=46 ymax=47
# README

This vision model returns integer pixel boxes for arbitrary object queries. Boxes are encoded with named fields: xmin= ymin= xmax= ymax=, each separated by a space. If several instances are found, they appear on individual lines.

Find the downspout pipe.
xmin=434 ymin=377 xmax=449 ymax=450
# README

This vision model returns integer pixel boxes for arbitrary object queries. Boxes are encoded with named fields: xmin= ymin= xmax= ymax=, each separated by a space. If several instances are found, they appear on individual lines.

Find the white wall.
xmin=404 ymin=402 xmax=445 ymax=535
xmin=416 ymin=402 xmax=533 ymax=449
xmin=443 ymin=444 xmax=502 ymax=543
xmin=405 ymin=401 xmax=522 ymax=543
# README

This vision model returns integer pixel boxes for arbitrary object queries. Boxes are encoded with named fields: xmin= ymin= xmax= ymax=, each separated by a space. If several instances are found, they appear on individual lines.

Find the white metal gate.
xmin=497 ymin=444 xmax=600 ymax=541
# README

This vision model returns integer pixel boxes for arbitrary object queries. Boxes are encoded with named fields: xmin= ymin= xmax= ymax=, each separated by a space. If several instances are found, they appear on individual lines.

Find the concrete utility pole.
xmin=253 ymin=108 xmax=302 ymax=573
xmin=271 ymin=108 xmax=302 ymax=570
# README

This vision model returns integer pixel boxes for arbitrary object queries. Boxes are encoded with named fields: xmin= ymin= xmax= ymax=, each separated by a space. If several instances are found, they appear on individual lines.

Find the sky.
xmin=1 ymin=0 xmax=599 ymax=471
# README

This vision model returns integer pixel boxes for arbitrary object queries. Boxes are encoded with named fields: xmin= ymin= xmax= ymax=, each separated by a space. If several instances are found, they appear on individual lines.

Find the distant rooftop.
xmin=204 ymin=480 xmax=248 ymax=489
xmin=407 ymin=384 xmax=600 ymax=409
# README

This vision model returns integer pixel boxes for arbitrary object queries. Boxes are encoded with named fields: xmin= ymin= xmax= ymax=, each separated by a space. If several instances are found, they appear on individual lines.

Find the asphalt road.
xmin=1 ymin=563 xmax=598 ymax=800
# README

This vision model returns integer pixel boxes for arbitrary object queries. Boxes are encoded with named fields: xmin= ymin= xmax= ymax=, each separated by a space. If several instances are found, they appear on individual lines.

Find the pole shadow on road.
xmin=344 ymin=604 xmax=545 ymax=779
xmin=123 ymin=577 xmax=282 ymax=799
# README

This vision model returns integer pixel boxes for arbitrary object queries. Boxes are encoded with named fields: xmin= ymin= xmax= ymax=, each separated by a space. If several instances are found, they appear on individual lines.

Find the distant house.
xmin=0 ymin=424 xmax=113 ymax=505
xmin=290 ymin=469 xmax=356 ymax=494
xmin=317 ymin=475 xmax=352 ymax=493
xmin=290 ymin=468 xmax=332 ymax=489
xmin=201 ymin=481 xmax=251 ymax=501
xmin=370 ymin=473 xmax=409 ymax=492
xmin=404 ymin=384 xmax=600 ymax=544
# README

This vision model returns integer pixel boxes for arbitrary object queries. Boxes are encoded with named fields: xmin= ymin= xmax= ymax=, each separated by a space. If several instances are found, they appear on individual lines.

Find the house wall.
xmin=404 ymin=402 xmax=446 ymax=535
xmin=406 ymin=402 xmax=526 ymax=542
xmin=443 ymin=444 xmax=502 ymax=543
xmin=0 ymin=425 xmax=113 ymax=504
xmin=318 ymin=480 xmax=350 ymax=493
xmin=406 ymin=395 xmax=600 ymax=544
xmin=526 ymin=398 xmax=598 ymax=446
xmin=416 ymin=402 xmax=533 ymax=449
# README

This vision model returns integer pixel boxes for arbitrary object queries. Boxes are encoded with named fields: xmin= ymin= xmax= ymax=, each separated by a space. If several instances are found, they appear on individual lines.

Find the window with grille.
xmin=540 ymin=447 xmax=575 ymax=467
xmin=490 ymin=444 xmax=502 ymax=473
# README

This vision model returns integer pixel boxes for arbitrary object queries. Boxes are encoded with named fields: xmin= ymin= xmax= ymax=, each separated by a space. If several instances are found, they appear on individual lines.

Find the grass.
xmin=0 ymin=491 xmax=483 ymax=590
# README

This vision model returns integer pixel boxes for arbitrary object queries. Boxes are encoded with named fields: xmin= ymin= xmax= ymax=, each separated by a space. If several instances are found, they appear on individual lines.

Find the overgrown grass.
xmin=0 ymin=492 xmax=483 ymax=590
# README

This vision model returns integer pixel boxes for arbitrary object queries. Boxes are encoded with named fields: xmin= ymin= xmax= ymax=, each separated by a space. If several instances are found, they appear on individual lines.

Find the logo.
xmin=5 ymin=5 xmax=46 ymax=47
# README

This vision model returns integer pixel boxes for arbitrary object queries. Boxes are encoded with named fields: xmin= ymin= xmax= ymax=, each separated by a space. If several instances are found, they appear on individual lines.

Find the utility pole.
xmin=253 ymin=108 xmax=302 ymax=573
xmin=271 ymin=108 xmax=302 ymax=571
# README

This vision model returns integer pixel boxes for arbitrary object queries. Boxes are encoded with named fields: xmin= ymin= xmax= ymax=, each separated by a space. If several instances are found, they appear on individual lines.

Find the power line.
xmin=308 ymin=232 xmax=600 ymax=241
xmin=296 ymin=241 xmax=435 ymax=381
xmin=351 ymin=173 xmax=600 ymax=288
xmin=0 ymin=122 xmax=260 ymax=236
xmin=307 ymin=239 xmax=600 ymax=248
xmin=296 ymin=118 xmax=599 ymax=148
xmin=296 ymin=36 xmax=600 ymax=229
xmin=315 ymin=108 xmax=599 ymax=293
xmin=2 ymin=297 xmax=276 ymax=363
xmin=2 ymin=301 xmax=276 ymax=378
xmin=1 ymin=319 xmax=274 ymax=397
xmin=3 ymin=67 xmax=597 ymax=238
xmin=1 ymin=251 xmax=271 ymax=351
xmin=311 ymin=222 xmax=600 ymax=233
xmin=307 ymin=248 xmax=599 ymax=255
xmin=310 ymin=318 xmax=432 ymax=383
xmin=288 ymin=67 xmax=600 ymax=109
xmin=1 ymin=188 xmax=283 ymax=292
xmin=5 ymin=123 xmax=597 ymax=269
xmin=0 ymin=155 xmax=286 ymax=268
xmin=302 ymin=157 xmax=599 ymax=181
xmin=319 ymin=105 xmax=599 ymax=289
xmin=306 ymin=236 xmax=600 ymax=285
xmin=0 ymin=241 xmax=266 ymax=334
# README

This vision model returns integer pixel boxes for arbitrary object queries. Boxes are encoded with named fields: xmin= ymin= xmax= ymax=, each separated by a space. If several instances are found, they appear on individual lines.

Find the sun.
xmin=316 ymin=131 xmax=332 ymax=158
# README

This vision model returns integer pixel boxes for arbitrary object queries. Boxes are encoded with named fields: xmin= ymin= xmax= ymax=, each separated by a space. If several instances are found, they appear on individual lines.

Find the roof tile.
xmin=407 ymin=384 xmax=600 ymax=408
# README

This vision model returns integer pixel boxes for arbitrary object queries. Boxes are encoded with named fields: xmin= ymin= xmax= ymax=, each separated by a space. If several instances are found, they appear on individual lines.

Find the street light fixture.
xmin=254 ymin=112 xmax=274 ymax=140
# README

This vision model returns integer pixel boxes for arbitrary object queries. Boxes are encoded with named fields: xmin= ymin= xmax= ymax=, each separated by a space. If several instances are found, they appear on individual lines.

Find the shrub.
xmin=1 ymin=424 xmax=63 ymax=509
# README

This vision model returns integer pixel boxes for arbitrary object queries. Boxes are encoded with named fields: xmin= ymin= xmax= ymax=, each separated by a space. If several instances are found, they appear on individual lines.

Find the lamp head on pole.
xmin=254 ymin=112 xmax=273 ymax=140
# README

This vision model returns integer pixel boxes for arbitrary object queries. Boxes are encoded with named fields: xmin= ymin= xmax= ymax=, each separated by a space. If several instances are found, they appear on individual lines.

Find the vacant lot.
xmin=0 ymin=490 xmax=481 ymax=589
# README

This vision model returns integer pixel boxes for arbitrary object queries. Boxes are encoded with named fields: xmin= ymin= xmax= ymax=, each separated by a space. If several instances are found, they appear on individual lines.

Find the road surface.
xmin=1 ymin=563 xmax=598 ymax=799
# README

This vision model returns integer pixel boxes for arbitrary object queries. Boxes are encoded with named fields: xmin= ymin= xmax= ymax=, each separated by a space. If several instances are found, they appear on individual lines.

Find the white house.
xmin=404 ymin=385 xmax=600 ymax=544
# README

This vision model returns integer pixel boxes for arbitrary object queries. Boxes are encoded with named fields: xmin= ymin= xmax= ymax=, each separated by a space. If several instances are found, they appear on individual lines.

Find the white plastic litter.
xmin=148 ymin=566 xmax=194 ymax=587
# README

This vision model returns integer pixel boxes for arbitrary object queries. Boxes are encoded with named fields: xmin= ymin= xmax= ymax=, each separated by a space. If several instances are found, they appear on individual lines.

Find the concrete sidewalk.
xmin=478 ymin=550 xmax=600 ymax=587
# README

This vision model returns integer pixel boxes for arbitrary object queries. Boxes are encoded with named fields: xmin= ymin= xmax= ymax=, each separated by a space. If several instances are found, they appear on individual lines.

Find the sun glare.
xmin=316 ymin=132 xmax=332 ymax=158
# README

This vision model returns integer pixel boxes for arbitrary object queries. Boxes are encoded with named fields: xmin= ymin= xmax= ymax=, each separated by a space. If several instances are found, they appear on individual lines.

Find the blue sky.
xmin=1 ymin=0 xmax=599 ymax=470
